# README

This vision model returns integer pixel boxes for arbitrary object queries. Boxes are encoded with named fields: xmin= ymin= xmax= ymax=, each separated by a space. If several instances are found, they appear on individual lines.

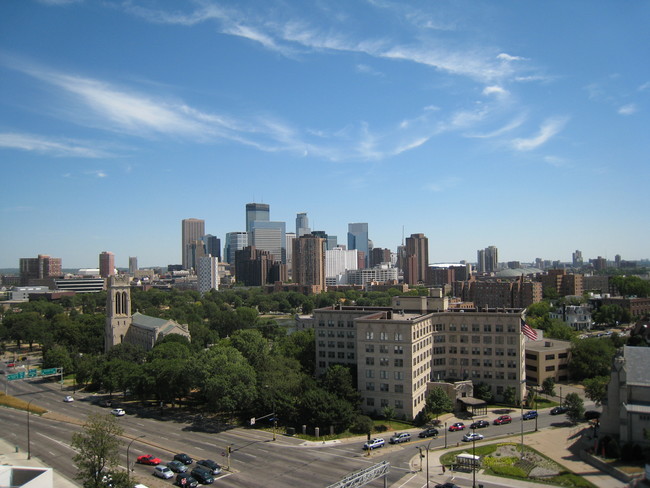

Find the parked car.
xmin=550 ymin=405 xmax=568 ymax=415
xmin=418 ymin=427 xmax=439 ymax=438
xmin=448 ymin=422 xmax=465 ymax=431
xmin=173 ymin=453 xmax=193 ymax=465
xmin=470 ymin=420 xmax=489 ymax=429
xmin=166 ymin=460 xmax=188 ymax=473
xmin=363 ymin=438 xmax=385 ymax=450
xmin=435 ymin=483 xmax=461 ymax=488
xmin=585 ymin=410 xmax=601 ymax=421
xmin=175 ymin=473 xmax=199 ymax=487
xmin=100 ymin=399 xmax=112 ymax=408
xmin=462 ymin=432 xmax=484 ymax=442
xmin=153 ymin=466 xmax=174 ymax=479
xmin=196 ymin=459 xmax=221 ymax=475
xmin=493 ymin=415 xmax=512 ymax=425
xmin=522 ymin=410 xmax=538 ymax=420
xmin=190 ymin=467 xmax=214 ymax=484
xmin=389 ymin=432 xmax=411 ymax=444
xmin=110 ymin=408 xmax=125 ymax=417
xmin=136 ymin=454 xmax=161 ymax=466
xmin=63 ymin=395 xmax=74 ymax=402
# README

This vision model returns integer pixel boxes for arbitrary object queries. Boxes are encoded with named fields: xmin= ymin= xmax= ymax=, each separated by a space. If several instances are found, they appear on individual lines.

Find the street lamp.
xmin=472 ymin=428 xmax=477 ymax=488
xmin=27 ymin=399 xmax=33 ymax=460
xmin=126 ymin=435 xmax=145 ymax=481
xmin=425 ymin=439 xmax=433 ymax=488
xmin=444 ymin=422 xmax=447 ymax=449
xmin=416 ymin=446 xmax=424 ymax=472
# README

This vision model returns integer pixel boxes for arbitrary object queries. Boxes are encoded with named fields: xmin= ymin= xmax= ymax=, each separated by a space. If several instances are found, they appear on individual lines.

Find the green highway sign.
xmin=28 ymin=369 xmax=39 ymax=377
xmin=41 ymin=368 xmax=58 ymax=376
xmin=7 ymin=372 xmax=26 ymax=381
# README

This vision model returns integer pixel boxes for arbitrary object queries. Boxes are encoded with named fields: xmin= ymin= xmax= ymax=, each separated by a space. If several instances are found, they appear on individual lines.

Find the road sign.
xmin=7 ymin=372 xmax=26 ymax=381
xmin=41 ymin=368 xmax=58 ymax=376
xmin=28 ymin=369 xmax=39 ymax=377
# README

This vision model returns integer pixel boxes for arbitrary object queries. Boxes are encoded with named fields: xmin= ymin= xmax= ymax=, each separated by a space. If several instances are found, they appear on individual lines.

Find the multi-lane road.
xmin=1 ymin=376 xmax=579 ymax=487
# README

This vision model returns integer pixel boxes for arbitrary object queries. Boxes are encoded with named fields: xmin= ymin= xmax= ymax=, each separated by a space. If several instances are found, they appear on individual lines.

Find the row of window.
xmin=366 ymin=382 xmax=405 ymax=393
xmin=526 ymin=364 xmax=568 ymax=372
xmin=318 ymin=330 xmax=355 ymax=338
xmin=365 ymin=357 xmax=405 ymax=367
xmin=447 ymin=335 xmax=518 ymax=345
xmin=366 ymin=397 xmax=404 ymax=409
xmin=364 ymin=331 xmax=405 ymax=341
xmin=319 ymin=320 xmax=355 ymax=328
xmin=365 ymin=370 xmax=405 ymax=380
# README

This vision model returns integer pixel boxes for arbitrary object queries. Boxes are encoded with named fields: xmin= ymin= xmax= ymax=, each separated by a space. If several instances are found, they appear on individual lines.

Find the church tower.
xmin=105 ymin=275 xmax=132 ymax=351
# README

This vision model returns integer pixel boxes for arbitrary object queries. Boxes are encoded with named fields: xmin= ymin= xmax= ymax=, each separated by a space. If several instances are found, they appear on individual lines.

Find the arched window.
xmin=115 ymin=291 xmax=121 ymax=315
xmin=121 ymin=291 xmax=128 ymax=315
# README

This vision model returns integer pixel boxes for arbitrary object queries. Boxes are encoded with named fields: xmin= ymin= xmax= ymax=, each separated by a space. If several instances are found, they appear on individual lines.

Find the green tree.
xmin=584 ymin=376 xmax=610 ymax=406
xmin=297 ymin=388 xmax=356 ymax=433
xmin=382 ymin=405 xmax=396 ymax=425
xmin=71 ymin=413 xmax=123 ymax=488
xmin=321 ymin=365 xmax=361 ymax=407
xmin=229 ymin=329 xmax=269 ymax=369
xmin=569 ymin=338 xmax=616 ymax=380
xmin=541 ymin=377 xmax=556 ymax=397
xmin=502 ymin=386 xmax=517 ymax=406
xmin=43 ymin=344 xmax=74 ymax=372
xmin=473 ymin=382 xmax=494 ymax=403
xmin=564 ymin=392 xmax=585 ymax=424
xmin=424 ymin=387 xmax=454 ymax=418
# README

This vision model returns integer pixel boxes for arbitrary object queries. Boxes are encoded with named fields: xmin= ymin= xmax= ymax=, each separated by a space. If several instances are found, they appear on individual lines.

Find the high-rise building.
xmin=246 ymin=203 xmax=270 ymax=233
xmin=99 ymin=251 xmax=115 ymax=278
xmin=403 ymin=233 xmax=429 ymax=285
xmin=224 ymin=232 xmax=248 ymax=265
xmin=347 ymin=223 xmax=369 ymax=268
xmin=182 ymin=218 xmax=205 ymax=270
xmin=296 ymin=212 xmax=311 ymax=237
xmin=202 ymin=234 xmax=221 ymax=261
xmin=235 ymin=246 xmax=275 ymax=286
xmin=19 ymin=254 xmax=62 ymax=286
xmin=572 ymin=250 xmax=583 ymax=267
xmin=370 ymin=248 xmax=392 ymax=267
xmin=250 ymin=221 xmax=286 ymax=264
xmin=285 ymin=232 xmax=296 ymax=279
xmin=325 ymin=247 xmax=359 ymax=278
xmin=128 ymin=256 xmax=138 ymax=274
xmin=292 ymin=234 xmax=326 ymax=293
xmin=477 ymin=245 xmax=498 ymax=274
xmin=197 ymin=255 xmax=219 ymax=294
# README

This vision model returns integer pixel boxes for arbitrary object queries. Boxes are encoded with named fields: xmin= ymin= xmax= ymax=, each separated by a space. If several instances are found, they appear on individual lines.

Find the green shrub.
xmin=489 ymin=464 xmax=528 ymax=478
xmin=349 ymin=415 xmax=374 ymax=434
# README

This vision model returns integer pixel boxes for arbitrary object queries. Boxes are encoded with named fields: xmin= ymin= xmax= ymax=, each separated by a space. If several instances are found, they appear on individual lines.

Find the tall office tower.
xmin=99 ymin=251 xmax=116 ymax=278
xmin=197 ymin=255 xmax=219 ymax=294
xmin=296 ymin=212 xmax=311 ymax=237
xmin=19 ymin=254 xmax=63 ymax=286
xmin=235 ymin=246 xmax=274 ymax=286
xmin=347 ymin=223 xmax=369 ymax=268
xmin=370 ymin=247 xmax=392 ymax=267
xmin=189 ymin=240 xmax=207 ymax=271
xmin=250 ymin=220 xmax=286 ymax=264
xmin=325 ymin=247 xmax=359 ymax=278
xmin=202 ymin=234 xmax=221 ymax=261
xmin=292 ymin=234 xmax=326 ymax=293
xmin=403 ymin=234 xmax=429 ymax=285
xmin=246 ymin=203 xmax=270 ymax=232
xmin=572 ymin=250 xmax=583 ymax=267
xmin=285 ymin=232 xmax=296 ymax=279
xmin=182 ymin=218 xmax=205 ymax=269
xmin=477 ymin=245 xmax=498 ymax=274
xmin=128 ymin=256 xmax=138 ymax=274
xmin=224 ymin=232 xmax=248 ymax=265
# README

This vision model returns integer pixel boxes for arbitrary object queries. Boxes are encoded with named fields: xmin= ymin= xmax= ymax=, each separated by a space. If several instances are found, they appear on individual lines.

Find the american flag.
xmin=521 ymin=318 xmax=538 ymax=340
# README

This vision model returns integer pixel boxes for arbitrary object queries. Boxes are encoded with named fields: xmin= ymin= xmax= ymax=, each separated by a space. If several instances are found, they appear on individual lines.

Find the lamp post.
xmin=27 ymin=399 xmax=33 ymax=460
xmin=472 ymin=427 xmax=477 ymax=488
xmin=444 ymin=422 xmax=447 ymax=449
xmin=534 ymin=388 xmax=539 ymax=432
xmin=126 ymin=435 xmax=145 ymax=482
xmin=520 ymin=399 xmax=525 ymax=459
xmin=416 ymin=446 xmax=423 ymax=472
xmin=559 ymin=386 xmax=563 ymax=407
xmin=425 ymin=440 xmax=433 ymax=488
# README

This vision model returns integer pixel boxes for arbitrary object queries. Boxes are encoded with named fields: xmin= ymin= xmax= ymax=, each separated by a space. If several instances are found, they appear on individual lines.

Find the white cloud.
xmin=511 ymin=117 xmax=568 ymax=151
xmin=466 ymin=115 xmax=526 ymax=139
xmin=0 ymin=132 xmax=109 ymax=158
xmin=618 ymin=104 xmax=637 ymax=115
xmin=483 ymin=85 xmax=508 ymax=97
xmin=639 ymin=81 xmax=650 ymax=92
xmin=497 ymin=53 xmax=525 ymax=62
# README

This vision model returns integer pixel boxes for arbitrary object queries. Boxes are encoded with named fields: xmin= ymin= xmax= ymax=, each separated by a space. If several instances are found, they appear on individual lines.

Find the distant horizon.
xmin=2 ymin=2 xmax=648 ymax=270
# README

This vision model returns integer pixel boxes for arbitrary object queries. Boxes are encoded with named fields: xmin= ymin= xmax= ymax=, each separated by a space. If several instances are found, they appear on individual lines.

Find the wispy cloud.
xmin=639 ymin=81 xmax=650 ymax=92
xmin=511 ymin=117 xmax=568 ymax=151
xmin=356 ymin=64 xmax=384 ymax=77
xmin=483 ymin=85 xmax=508 ymax=97
xmin=86 ymin=170 xmax=107 ymax=178
xmin=0 ymin=132 xmax=109 ymax=158
xmin=618 ymin=104 xmax=637 ymax=115
xmin=466 ymin=115 xmax=526 ymax=139
xmin=425 ymin=176 xmax=461 ymax=192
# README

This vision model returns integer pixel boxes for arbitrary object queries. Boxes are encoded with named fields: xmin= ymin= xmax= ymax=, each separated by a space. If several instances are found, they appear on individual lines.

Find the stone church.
xmin=105 ymin=275 xmax=191 ymax=351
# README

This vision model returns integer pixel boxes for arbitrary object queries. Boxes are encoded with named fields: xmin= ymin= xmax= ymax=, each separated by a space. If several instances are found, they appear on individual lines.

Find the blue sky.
xmin=1 ymin=0 xmax=649 ymax=269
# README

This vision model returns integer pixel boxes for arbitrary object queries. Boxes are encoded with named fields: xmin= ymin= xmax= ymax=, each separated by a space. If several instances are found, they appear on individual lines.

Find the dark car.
xmin=174 ymin=453 xmax=193 ymax=465
xmin=493 ymin=415 xmax=512 ymax=425
xmin=190 ymin=467 xmax=214 ymax=484
xmin=585 ymin=410 xmax=601 ymax=421
xmin=175 ymin=473 xmax=199 ymax=487
xmin=418 ymin=427 xmax=439 ymax=438
xmin=522 ymin=410 xmax=538 ymax=420
xmin=435 ymin=483 xmax=461 ymax=488
xmin=196 ymin=459 xmax=221 ymax=475
xmin=550 ymin=405 xmax=568 ymax=415
xmin=167 ymin=460 xmax=188 ymax=473
xmin=448 ymin=422 xmax=465 ymax=431
xmin=470 ymin=420 xmax=489 ymax=429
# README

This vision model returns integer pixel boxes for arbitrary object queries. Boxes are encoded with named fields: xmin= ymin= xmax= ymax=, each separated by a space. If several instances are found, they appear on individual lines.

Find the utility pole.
xmin=444 ymin=422 xmax=448 ymax=448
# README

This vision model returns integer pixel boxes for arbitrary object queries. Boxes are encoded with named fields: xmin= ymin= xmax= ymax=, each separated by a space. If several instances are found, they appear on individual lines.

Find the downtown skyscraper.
xmin=181 ymin=218 xmax=205 ymax=270
xmin=347 ymin=223 xmax=369 ymax=268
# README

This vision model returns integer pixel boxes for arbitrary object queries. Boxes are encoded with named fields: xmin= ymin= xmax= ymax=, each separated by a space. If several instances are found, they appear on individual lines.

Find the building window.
xmin=395 ymin=384 xmax=404 ymax=393
xmin=347 ymin=342 xmax=354 ymax=349
xmin=507 ymin=372 xmax=516 ymax=380
xmin=472 ymin=324 xmax=480 ymax=332
xmin=366 ymin=357 xmax=375 ymax=365
xmin=366 ymin=331 xmax=374 ymax=340
xmin=394 ymin=358 xmax=404 ymax=367
xmin=394 ymin=346 xmax=404 ymax=354
xmin=395 ymin=400 xmax=404 ymax=409
xmin=366 ymin=370 xmax=374 ymax=378
xmin=379 ymin=345 xmax=389 ymax=353
xmin=484 ymin=324 xmax=492 ymax=332
xmin=380 ymin=370 xmax=389 ymax=379
xmin=366 ymin=398 xmax=374 ymax=406
xmin=394 ymin=371 xmax=404 ymax=380
xmin=380 ymin=399 xmax=389 ymax=407
xmin=483 ymin=336 xmax=492 ymax=344
xmin=338 ymin=321 xmax=345 ymax=327
xmin=472 ymin=336 xmax=481 ymax=344
xmin=545 ymin=354 xmax=556 ymax=360
xmin=495 ymin=325 xmax=503 ymax=332
xmin=366 ymin=382 xmax=375 ymax=391
xmin=318 ymin=330 xmax=325 ymax=337
xmin=328 ymin=320 xmax=334 ymax=327
xmin=337 ymin=352 xmax=344 ymax=359
xmin=380 ymin=332 xmax=389 ymax=341
xmin=380 ymin=383 xmax=389 ymax=392
xmin=558 ymin=352 xmax=568 ymax=359
xmin=318 ymin=351 xmax=326 ymax=357
xmin=365 ymin=344 xmax=375 ymax=353
xmin=449 ymin=324 xmax=457 ymax=331
xmin=337 ymin=331 xmax=345 ymax=338
xmin=395 ymin=332 xmax=404 ymax=341
xmin=379 ymin=357 xmax=389 ymax=366
xmin=525 ymin=353 xmax=536 ymax=360
xmin=526 ymin=365 xmax=538 ymax=372
xmin=507 ymin=349 xmax=517 ymax=357
xmin=347 ymin=331 xmax=355 ymax=338
xmin=328 ymin=352 xmax=335 ymax=358
xmin=545 ymin=365 xmax=556 ymax=372
xmin=484 ymin=347 xmax=492 ymax=355
xmin=318 ymin=361 xmax=326 ymax=368
xmin=507 ymin=325 xmax=516 ymax=333
xmin=461 ymin=324 xmax=468 ymax=331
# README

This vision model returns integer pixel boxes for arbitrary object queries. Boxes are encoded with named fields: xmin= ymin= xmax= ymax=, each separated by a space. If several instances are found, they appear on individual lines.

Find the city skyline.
xmin=1 ymin=1 xmax=649 ymax=268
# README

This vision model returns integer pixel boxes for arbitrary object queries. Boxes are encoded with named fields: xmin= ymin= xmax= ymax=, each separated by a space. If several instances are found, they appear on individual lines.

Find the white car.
xmin=363 ymin=438 xmax=385 ymax=450
xmin=462 ymin=432 xmax=484 ymax=442
xmin=110 ymin=408 xmax=126 ymax=416
xmin=153 ymin=466 xmax=174 ymax=479
xmin=63 ymin=395 xmax=74 ymax=402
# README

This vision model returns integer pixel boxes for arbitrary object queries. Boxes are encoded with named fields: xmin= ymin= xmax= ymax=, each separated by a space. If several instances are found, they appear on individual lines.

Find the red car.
xmin=448 ymin=422 xmax=465 ymax=431
xmin=137 ymin=454 xmax=161 ymax=465
xmin=493 ymin=415 xmax=512 ymax=425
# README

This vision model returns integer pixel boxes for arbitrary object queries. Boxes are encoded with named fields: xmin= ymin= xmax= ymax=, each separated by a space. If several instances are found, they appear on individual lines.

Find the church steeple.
xmin=105 ymin=275 xmax=132 ymax=351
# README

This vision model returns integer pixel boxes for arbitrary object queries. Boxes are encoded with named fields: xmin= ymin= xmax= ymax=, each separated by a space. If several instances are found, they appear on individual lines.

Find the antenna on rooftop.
xmin=401 ymin=225 xmax=405 ymax=246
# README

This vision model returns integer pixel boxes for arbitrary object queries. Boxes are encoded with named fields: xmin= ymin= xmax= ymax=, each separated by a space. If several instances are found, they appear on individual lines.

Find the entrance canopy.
xmin=458 ymin=397 xmax=487 ymax=417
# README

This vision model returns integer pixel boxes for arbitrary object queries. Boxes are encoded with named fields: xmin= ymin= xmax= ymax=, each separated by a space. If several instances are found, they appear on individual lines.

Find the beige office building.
xmin=314 ymin=302 xmax=526 ymax=419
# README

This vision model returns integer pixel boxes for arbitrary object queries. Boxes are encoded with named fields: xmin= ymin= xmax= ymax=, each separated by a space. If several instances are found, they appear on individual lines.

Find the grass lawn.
xmin=293 ymin=419 xmax=414 ymax=442
xmin=440 ymin=442 xmax=596 ymax=488
xmin=0 ymin=393 xmax=48 ymax=414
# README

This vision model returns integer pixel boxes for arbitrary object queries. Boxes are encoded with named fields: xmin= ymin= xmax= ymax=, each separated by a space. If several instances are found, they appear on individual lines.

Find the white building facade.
xmin=197 ymin=256 xmax=219 ymax=294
